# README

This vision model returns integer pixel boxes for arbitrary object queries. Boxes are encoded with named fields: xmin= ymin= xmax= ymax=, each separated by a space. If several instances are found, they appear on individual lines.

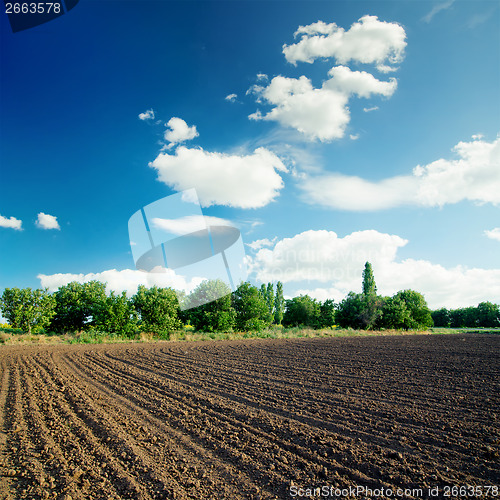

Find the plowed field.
xmin=1 ymin=334 xmax=499 ymax=499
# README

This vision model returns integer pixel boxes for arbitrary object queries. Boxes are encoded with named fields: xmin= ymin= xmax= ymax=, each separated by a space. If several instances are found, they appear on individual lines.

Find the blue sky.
xmin=1 ymin=0 xmax=499 ymax=311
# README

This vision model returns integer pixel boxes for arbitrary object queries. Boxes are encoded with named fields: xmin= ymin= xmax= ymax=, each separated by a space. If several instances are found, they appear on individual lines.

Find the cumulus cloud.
xmin=138 ymin=109 xmax=155 ymax=121
xmin=249 ymin=229 xmax=407 ymax=285
xmin=301 ymin=135 xmax=500 ymax=210
xmin=249 ymin=229 xmax=500 ymax=309
xmin=485 ymin=228 xmax=500 ymax=242
xmin=152 ymin=215 xmax=232 ymax=235
xmin=149 ymin=146 xmax=287 ymax=208
xmin=164 ymin=117 xmax=199 ymax=147
xmin=245 ymin=237 xmax=277 ymax=251
xmin=249 ymin=67 xmax=396 ymax=141
xmin=0 ymin=214 xmax=22 ymax=230
xmin=225 ymin=93 xmax=238 ymax=102
xmin=36 ymin=212 xmax=60 ymax=230
xmin=38 ymin=268 xmax=204 ymax=298
xmin=283 ymin=15 xmax=407 ymax=72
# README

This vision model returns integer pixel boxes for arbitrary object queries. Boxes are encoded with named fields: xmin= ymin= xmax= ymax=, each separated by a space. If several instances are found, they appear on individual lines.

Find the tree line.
xmin=1 ymin=262 xmax=498 ymax=336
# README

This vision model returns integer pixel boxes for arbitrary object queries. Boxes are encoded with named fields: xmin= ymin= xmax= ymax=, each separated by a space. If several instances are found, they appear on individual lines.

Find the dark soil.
xmin=0 ymin=334 xmax=498 ymax=499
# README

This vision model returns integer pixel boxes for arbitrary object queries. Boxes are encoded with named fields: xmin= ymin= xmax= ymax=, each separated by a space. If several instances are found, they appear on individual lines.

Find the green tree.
xmin=335 ymin=292 xmax=382 ymax=330
xmin=431 ymin=308 xmax=451 ymax=328
xmin=132 ymin=285 xmax=182 ymax=334
xmin=185 ymin=280 xmax=235 ymax=332
xmin=232 ymin=282 xmax=270 ymax=332
xmin=319 ymin=299 xmax=336 ymax=328
xmin=394 ymin=290 xmax=433 ymax=330
xmin=380 ymin=296 xmax=412 ymax=330
xmin=0 ymin=287 xmax=56 ymax=334
xmin=450 ymin=307 xmax=477 ymax=328
xmin=282 ymin=295 xmax=321 ymax=328
xmin=274 ymin=281 xmax=285 ymax=325
xmin=50 ymin=281 xmax=107 ymax=333
xmin=362 ymin=262 xmax=377 ymax=296
xmin=93 ymin=291 xmax=138 ymax=336
xmin=476 ymin=302 xmax=500 ymax=328
xmin=265 ymin=283 xmax=275 ymax=322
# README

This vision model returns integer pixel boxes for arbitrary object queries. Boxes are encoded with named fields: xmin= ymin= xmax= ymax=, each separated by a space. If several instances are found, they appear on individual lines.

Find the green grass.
xmin=1 ymin=325 xmax=497 ymax=346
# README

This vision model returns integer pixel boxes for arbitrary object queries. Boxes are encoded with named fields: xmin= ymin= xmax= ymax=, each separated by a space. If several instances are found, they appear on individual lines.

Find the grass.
xmin=1 ymin=325 xmax=493 ymax=346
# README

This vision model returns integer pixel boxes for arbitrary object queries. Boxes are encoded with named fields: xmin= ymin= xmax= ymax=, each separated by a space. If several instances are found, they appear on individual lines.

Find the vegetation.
xmin=1 ymin=263 xmax=498 ymax=343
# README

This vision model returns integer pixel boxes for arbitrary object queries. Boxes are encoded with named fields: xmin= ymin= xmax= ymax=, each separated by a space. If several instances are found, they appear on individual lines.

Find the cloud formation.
xmin=245 ymin=237 xmax=277 ymax=251
xmin=138 ymin=109 xmax=155 ymax=121
xmin=36 ymin=212 xmax=60 ymax=230
xmin=283 ymin=15 xmax=407 ymax=72
xmin=164 ymin=117 xmax=199 ymax=148
xmin=249 ymin=66 xmax=397 ymax=141
xmin=149 ymin=146 xmax=287 ymax=208
xmin=301 ymin=135 xmax=500 ymax=210
xmin=0 ymin=214 xmax=22 ymax=230
xmin=422 ymin=0 xmax=455 ymax=23
xmin=248 ymin=229 xmax=500 ymax=309
xmin=485 ymin=228 xmax=500 ymax=242
xmin=225 ymin=93 xmax=238 ymax=102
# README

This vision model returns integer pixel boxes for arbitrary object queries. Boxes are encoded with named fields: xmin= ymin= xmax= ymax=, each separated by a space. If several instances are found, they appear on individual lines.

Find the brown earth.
xmin=0 ymin=334 xmax=499 ymax=500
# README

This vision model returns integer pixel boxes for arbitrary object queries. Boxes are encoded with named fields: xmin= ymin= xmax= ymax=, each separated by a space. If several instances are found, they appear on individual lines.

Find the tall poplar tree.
xmin=362 ymin=262 xmax=377 ymax=296
xmin=274 ymin=281 xmax=285 ymax=325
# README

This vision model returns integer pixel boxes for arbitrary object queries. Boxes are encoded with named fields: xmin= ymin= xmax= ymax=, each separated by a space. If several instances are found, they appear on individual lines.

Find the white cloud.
xmin=249 ymin=229 xmax=407 ymax=284
xmin=485 ymin=228 xmax=500 ymax=242
xmin=423 ymin=0 xmax=455 ymax=23
xmin=325 ymin=66 xmax=397 ymax=97
xmin=363 ymin=106 xmax=379 ymax=113
xmin=249 ymin=67 xmax=396 ymax=142
xmin=349 ymin=134 xmax=360 ymax=141
xmin=249 ymin=229 xmax=500 ymax=309
xmin=36 ymin=212 xmax=60 ymax=230
xmin=225 ymin=93 xmax=238 ymax=102
xmin=283 ymin=15 xmax=407 ymax=72
xmin=301 ymin=135 xmax=500 ymax=210
xmin=152 ymin=215 xmax=232 ymax=235
xmin=164 ymin=117 xmax=199 ymax=147
xmin=0 ymin=214 xmax=22 ymax=230
xmin=256 ymin=73 xmax=268 ymax=81
xmin=138 ymin=109 xmax=155 ymax=121
xmin=245 ymin=237 xmax=277 ymax=251
xmin=149 ymin=146 xmax=287 ymax=208
xmin=38 ymin=268 xmax=203 ymax=297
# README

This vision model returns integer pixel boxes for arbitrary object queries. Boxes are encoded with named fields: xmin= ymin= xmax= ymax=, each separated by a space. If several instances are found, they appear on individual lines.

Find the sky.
xmin=1 ymin=0 xmax=499 ymax=313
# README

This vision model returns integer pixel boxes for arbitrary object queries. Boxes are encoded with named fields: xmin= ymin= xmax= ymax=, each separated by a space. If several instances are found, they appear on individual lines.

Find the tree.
xmin=50 ymin=281 xmax=107 ymax=333
xmin=450 ymin=307 xmax=477 ymax=328
xmin=394 ymin=290 xmax=433 ymax=330
xmin=362 ymin=262 xmax=377 ymax=296
xmin=0 ymin=287 xmax=56 ymax=334
xmin=335 ymin=292 xmax=382 ymax=330
xmin=476 ymin=302 xmax=500 ymax=328
xmin=185 ymin=280 xmax=235 ymax=332
xmin=431 ymin=308 xmax=451 ymax=328
xmin=132 ymin=285 xmax=182 ymax=334
xmin=380 ymin=296 xmax=412 ymax=330
xmin=233 ymin=282 xmax=270 ymax=332
xmin=274 ymin=281 xmax=285 ymax=325
xmin=265 ymin=283 xmax=275 ymax=322
xmin=282 ymin=295 xmax=321 ymax=328
xmin=93 ymin=291 xmax=138 ymax=336
xmin=319 ymin=299 xmax=336 ymax=328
